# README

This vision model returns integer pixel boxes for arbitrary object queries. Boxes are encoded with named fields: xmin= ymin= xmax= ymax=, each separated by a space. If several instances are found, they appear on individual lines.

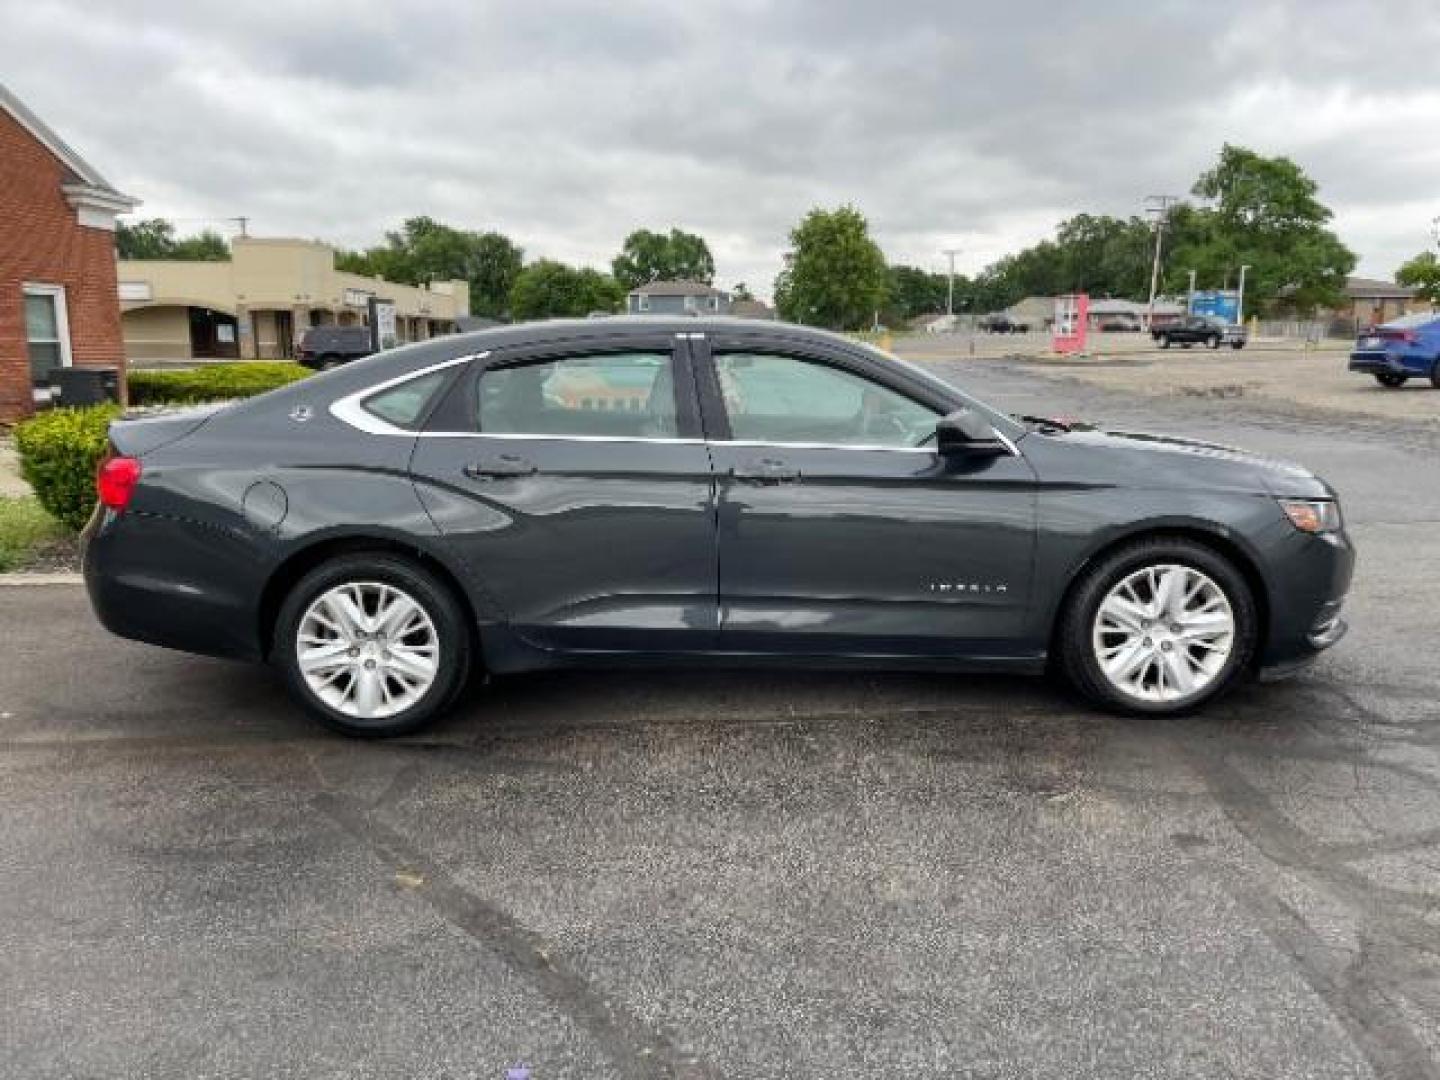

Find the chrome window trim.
xmin=328 ymin=353 xmax=485 ymax=436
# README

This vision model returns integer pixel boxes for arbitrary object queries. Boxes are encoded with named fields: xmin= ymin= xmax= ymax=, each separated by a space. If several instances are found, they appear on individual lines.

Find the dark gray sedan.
xmin=83 ymin=319 xmax=1353 ymax=736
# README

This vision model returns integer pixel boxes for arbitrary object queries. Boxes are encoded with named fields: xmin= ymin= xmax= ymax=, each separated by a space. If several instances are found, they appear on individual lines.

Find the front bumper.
xmin=1256 ymin=526 xmax=1355 ymax=679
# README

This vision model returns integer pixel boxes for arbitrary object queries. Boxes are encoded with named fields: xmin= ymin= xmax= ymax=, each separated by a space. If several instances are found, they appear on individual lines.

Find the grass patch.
xmin=0 ymin=496 xmax=70 ymax=573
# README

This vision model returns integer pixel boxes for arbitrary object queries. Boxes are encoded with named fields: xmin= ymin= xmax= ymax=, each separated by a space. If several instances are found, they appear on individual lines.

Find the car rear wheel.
xmin=1376 ymin=372 xmax=1408 ymax=388
xmin=1231 ymin=341 xmax=1244 ymax=349
xmin=274 ymin=554 xmax=471 ymax=737
xmin=1057 ymin=537 xmax=1257 ymax=715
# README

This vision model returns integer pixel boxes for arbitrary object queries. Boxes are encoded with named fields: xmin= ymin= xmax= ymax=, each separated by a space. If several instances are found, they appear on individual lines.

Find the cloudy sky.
xmin=6 ymin=0 xmax=1439 ymax=297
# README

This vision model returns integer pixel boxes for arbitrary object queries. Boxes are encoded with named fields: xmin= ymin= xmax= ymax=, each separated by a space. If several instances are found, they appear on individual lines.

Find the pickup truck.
xmin=1152 ymin=316 xmax=1247 ymax=350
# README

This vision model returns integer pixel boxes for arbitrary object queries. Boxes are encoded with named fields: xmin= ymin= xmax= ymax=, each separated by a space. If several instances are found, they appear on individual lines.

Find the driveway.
xmin=2 ymin=358 xmax=1438 ymax=1078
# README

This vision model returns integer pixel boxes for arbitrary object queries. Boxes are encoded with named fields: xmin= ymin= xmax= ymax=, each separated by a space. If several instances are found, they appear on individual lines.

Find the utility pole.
xmin=1187 ymin=269 xmax=1197 ymax=314
xmin=1237 ymin=264 xmax=1251 ymax=325
xmin=229 ymin=216 xmax=250 ymax=238
xmin=943 ymin=248 xmax=961 ymax=320
xmin=1432 ymin=215 xmax=1440 ymax=250
xmin=1144 ymin=196 xmax=1178 ymax=330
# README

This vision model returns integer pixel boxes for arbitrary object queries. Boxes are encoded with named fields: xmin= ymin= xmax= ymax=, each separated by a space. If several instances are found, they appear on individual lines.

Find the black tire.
xmin=274 ymin=553 xmax=471 ymax=737
xmin=1208 ymin=334 xmax=1221 ymax=349
xmin=1056 ymin=536 xmax=1258 ymax=716
xmin=319 ymin=353 xmax=343 ymax=371
xmin=1375 ymin=372 xmax=1407 ymax=389
xmin=1181 ymin=341 xmax=1193 ymax=349
xmin=1430 ymin=360 xmax=1440 ymax=390
xmin=1231 ymin=341 xmax=1244 ymax=349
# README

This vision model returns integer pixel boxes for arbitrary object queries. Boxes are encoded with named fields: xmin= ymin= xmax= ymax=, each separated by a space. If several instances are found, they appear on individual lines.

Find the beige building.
xmin=118 ymin=237 xmax=469 ymax=363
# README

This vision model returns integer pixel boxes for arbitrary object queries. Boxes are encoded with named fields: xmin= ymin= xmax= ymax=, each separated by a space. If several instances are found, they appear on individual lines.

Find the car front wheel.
xmin=274 ymin=554 xmax=471 ymax=737
xmin=1375 ymin=372 xmax=1408 ymax=388
xmin=1058 ymin=537 xmax=1257 ymax=715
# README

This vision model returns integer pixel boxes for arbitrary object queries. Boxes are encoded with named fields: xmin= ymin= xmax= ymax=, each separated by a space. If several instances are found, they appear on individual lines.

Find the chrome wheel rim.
xmin=297 ymin=582 xmax=440 ymax=720
xmin=1092 ymin=563 xmax=1234 ymax=704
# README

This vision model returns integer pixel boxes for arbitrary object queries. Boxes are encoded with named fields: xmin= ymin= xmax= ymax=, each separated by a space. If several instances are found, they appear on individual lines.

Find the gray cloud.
xmin=5 ymin=0 xmax=1437 ymax=295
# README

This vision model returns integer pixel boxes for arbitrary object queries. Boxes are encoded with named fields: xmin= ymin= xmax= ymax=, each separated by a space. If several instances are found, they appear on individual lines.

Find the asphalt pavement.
xmin=3 ymin=357 xmax=1439 ymax=1079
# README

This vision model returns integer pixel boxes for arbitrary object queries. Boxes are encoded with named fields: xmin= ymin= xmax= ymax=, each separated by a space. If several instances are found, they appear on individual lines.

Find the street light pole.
xmin=1237 ymin=264 xmax=1251 ymax=326
xmin=943 ymin=248 xmax=961 ymax=320
xmin=1144 ymin=196 xmax=1178 ymax=330
xmin=1187 ymin=269 xmax=1197 ymax=313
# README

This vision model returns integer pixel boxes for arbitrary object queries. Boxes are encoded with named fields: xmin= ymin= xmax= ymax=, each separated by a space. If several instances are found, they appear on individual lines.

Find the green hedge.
xmin=127 ymin=362 xmax=310 ymax=405
xmin=13 ymin=405 xmax=121 ymax=531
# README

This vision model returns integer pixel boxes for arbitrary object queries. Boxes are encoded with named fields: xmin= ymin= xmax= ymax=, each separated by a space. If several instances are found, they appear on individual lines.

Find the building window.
xmin=637 ymin=294 xmax=651 ymax=312
xmin=708 ymin=296 xmax=720 ymax=310
xmin=683 ymin=294 xmax=698 ymax=312
xmin=23 ymin=284 xmax=72 ymax=388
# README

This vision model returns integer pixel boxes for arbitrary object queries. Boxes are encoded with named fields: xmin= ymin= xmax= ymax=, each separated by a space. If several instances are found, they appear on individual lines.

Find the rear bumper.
xmin=1349 ymin=350 xmax=1429 ymax=375
xmin=82 ymin=508 xmax=265 ymax=662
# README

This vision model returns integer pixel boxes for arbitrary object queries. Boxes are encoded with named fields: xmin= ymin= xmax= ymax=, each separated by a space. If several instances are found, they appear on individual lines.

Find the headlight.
xmin=1278 ymin=498 xmax=1342 ymax=535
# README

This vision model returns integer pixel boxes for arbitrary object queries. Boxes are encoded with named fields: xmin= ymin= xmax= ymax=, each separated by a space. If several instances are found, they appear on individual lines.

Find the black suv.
xmin=297 ymin=326 xmax=373 ymax=369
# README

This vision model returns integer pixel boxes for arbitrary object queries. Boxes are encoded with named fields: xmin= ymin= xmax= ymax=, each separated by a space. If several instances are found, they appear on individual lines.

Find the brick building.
xmin=0 ymin=82 xmax=137 ymax=421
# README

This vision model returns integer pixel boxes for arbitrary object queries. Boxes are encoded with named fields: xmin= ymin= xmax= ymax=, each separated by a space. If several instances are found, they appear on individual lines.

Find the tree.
xmin=773 ymin=206 xmax=887 ymax=329
xmin=116 ymin=218 xmax=229 ymax=261
xmin=883 ymin=265 xmax=953 ymax=325
xmin=1167 ymin=144 xmax=1355 ymax=312
xmin=1396 ymin=251 xmax=1440 ymax=305
xmin=338 ymin=217 xmax=524 ymax=318
xmin=611 ymin=228 xmax=715 ymax=291
xmin=509 ymin=260 xmax=624 ymax=320
xmin=731 ymin=282 xmax=755 ymax=302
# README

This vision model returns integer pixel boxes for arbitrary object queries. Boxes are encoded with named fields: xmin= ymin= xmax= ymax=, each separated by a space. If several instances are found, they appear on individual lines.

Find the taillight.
xmin=96 ymin=453 xmax=142 ymax=511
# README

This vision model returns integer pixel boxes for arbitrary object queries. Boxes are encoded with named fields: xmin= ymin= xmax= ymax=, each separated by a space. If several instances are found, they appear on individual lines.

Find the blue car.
xmin=1348 ymin=313 xmax=1440 ymax=388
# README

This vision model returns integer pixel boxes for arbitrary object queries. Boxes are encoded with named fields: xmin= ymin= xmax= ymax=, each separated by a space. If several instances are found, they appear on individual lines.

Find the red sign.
xmin=1052 ymin=294 xmax=1089 ymax=355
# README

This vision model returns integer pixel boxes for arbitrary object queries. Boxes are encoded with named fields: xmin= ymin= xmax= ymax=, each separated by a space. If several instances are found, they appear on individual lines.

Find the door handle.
xmin=730 ymin=457 xmax=801 ymax=484
xmin=463 ymin=454 xmax=537 ymax=479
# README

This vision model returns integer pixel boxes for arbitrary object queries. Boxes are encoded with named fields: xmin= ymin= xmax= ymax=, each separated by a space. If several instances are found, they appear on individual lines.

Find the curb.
xmin=0 ymin=572 xmax=83 ymax=586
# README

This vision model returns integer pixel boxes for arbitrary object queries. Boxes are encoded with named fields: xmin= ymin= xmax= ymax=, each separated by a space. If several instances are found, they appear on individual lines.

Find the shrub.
xmin=127 ymin=362 xmax=310 ymax=405
xmin=13 ymin=405 xmax=121 ymax=531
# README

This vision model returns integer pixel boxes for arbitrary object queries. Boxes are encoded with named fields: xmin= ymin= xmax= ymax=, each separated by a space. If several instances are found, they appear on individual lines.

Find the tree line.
xmin=120 ymin=144 xmax=1423 ymax=328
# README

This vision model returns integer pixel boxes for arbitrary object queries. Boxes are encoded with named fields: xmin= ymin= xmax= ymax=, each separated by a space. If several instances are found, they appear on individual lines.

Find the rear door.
xmin=695 ymin=334 xmax=1038 ymax=656
xmin=409 ymin=331 xmax=719 ymax=652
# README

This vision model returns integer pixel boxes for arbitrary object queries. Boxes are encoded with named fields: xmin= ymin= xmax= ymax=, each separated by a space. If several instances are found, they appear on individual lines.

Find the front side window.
xmin=713 ymin=352 xmax=939 ymax=448
xmin=477 ymin=351 xmax=678 ymax=438
xmin=24 ymin=285 xmax=71 ymax=384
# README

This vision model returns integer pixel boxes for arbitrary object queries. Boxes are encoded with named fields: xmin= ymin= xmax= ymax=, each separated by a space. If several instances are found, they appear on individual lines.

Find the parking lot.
xmin=4 ymin=353 xmax=1440 ymax=1078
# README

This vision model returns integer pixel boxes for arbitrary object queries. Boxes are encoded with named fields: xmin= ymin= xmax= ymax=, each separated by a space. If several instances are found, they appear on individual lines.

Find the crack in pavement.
xmin=312 ymin=789 xmax=719 ymax=1080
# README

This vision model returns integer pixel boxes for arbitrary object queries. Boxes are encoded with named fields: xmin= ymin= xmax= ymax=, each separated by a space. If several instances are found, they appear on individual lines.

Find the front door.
xmin=409 ymin=334 xmax=718 ymax=652
xmin=696 ymin=340 xmax=1038 ymax=656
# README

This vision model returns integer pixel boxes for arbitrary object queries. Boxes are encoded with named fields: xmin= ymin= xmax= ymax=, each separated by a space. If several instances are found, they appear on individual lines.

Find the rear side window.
xmin=362 ymin=370 xmax=449 ymax=429
xmin=476 ymin=352 xmax=677 ymax=438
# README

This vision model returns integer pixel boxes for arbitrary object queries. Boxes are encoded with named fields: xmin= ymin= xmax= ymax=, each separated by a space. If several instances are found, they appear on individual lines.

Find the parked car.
xmin=297 ymin=325 xmax=373 ymax=369
xmin=1098 ymin=318 xmax=1141 ymax=332
xmin=1347 ymin=313 xmax=1440 ymax=389
xmin=1152 ymin=316 xmax=1246 ymax=349
xmin=979 ymin=313 xmax=1030 ymax=334
xmin=82 ymin=318 xmax=1352 ymax=736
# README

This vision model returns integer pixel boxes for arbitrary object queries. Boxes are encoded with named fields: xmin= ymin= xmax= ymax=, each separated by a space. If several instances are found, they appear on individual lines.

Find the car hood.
xmin=1033 ymin=426 xmax=1333 ymax=499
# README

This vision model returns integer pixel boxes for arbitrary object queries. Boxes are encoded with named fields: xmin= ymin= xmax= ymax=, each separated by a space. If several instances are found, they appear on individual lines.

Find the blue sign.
xmin=1189 ymin=290 xmax=1240 ymax=324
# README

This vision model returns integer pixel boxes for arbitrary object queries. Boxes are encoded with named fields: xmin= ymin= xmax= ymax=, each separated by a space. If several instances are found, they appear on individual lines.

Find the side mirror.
xmin=935 ymin=409 xmax=1008 ymax=456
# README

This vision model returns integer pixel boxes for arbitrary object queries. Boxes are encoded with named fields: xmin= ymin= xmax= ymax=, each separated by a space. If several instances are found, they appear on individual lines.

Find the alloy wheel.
xmin=296 ymin=581 xmax=440 ymax=720
xmin=1091 ymin=563 xmax=1235 ymax=704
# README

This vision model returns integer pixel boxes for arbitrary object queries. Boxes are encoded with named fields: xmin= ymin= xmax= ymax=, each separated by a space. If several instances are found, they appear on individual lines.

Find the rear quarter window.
xmin=361 ymin=370 xmax=449 ymax=429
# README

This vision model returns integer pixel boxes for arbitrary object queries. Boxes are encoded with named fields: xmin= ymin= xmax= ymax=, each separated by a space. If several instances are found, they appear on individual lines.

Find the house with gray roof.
xmin=626 ymin=280 xmax=730 ymax=316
